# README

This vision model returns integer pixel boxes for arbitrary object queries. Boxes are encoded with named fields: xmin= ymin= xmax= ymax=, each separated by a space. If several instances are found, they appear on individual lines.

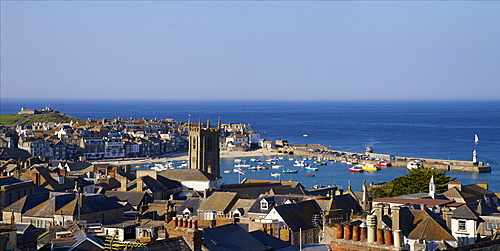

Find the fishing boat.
xmin=475 ymin=134 xmax=479 ymax=144
xmin=407 ymin=161 xmax=422 ymax=170
xmin=376 ymin=162 xmax=391 ymax=167
xmin=306 ymin=174 xmax=315 ymax=177
xmin=361 ymin=164 xmax=381 ymax=171
xmin=282 ymin=169 xmax=298 ymax=174
xmin=293 ymin=161 xmax=308 ymax=167
xmin=305 ymin=166 xmax=319 ymax=171
xmin=349 ymin=166 xmax=364 ymax=173
xmin=234 ymin=164 xmax=250 ymax=168
xmin=271 ymin=173 xmax=281 ymax=177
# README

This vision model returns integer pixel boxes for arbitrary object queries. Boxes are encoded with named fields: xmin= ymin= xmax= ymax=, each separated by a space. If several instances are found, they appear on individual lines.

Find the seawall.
xmin=281 ymin=147 xmax=491 ymax=173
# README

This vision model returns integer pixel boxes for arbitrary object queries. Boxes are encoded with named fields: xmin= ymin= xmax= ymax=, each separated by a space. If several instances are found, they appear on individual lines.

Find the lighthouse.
xmin=472 ymin=149 xmax=477 ymax=163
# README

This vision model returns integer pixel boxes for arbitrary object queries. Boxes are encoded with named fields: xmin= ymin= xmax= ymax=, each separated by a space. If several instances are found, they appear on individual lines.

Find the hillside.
xmin=0 ymin=112 xmax=83 ymax=126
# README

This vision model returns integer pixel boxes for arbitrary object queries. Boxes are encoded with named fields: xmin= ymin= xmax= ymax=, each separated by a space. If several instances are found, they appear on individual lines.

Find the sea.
xmin=2 ymin=98 xmax=499 ymax=193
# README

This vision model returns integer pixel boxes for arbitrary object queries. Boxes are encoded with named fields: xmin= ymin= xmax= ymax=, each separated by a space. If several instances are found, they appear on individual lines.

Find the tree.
xmin=368 ymin=169 xmax=455 ymax=198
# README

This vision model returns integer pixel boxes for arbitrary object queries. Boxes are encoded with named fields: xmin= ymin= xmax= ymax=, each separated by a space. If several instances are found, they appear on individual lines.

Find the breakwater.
xmin=279 ymin=146 xmax=491 ymax=173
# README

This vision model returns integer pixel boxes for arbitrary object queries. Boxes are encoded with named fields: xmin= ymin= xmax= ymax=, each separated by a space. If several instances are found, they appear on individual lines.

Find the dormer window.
xmin=260 ymin=200 xmax=268 ymax=210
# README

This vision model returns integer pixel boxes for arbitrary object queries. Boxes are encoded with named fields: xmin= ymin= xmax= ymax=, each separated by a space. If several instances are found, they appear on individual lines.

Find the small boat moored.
xmin=349 ymin=166 xmax=364 ymax=173
xmin=282 ymin=169 xmax=299 ymax=174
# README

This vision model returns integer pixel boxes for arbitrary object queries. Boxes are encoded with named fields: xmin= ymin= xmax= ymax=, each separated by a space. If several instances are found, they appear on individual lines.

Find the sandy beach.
xmin=91 ymin=148 xmax=287 ymax=166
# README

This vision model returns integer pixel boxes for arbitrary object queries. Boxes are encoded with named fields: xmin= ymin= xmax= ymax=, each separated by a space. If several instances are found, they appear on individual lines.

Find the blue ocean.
xmin=2 ymin=98 xmax=499 ymax=192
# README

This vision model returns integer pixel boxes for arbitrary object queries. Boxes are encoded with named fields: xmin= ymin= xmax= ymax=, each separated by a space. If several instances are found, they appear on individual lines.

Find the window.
xmin=458 ymin=220 xmax=466 ymax=231
xmin=260 ymin=200 xmax=268 ymax=210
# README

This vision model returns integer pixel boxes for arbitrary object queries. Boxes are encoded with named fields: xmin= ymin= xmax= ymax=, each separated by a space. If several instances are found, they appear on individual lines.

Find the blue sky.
xmin=1 ymin=2 xmax=499 ymax=101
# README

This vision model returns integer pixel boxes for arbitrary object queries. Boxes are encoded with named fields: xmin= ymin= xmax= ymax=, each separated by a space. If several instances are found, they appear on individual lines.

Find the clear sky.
xmin=1 ymin=1 xmax=499 ymax=101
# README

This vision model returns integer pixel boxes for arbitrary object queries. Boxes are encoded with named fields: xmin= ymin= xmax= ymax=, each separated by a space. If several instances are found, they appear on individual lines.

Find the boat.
xmin=233 ymin=168 xmax=244 ymax=173
xmin=306 ymin=174 xmax=315 ymax=177
xmin=234 ymin=164 xmax=250 ymax=168
xmin=349 ymin=166 xmax=364 ymax=173
xmin=282 ymin=169 xmax=298 ymax=174
xmin=271 ymin=173 xmax=281 ymax=177
xmin=475 ymin=134 xmax=479 ymax=144
xmin=234 ymin=159 xmax=242 ymax=163
xmin=303 ymin=134 xmax=309 ymax=137
xmin=361 ymin=164 xmax=380 ymax=171
xmin=223 ymin=170 xmax=232 ymax=174
xmin=293 ymin=161 xmax=308 ymax=167
xmin=376 ymin=162 xmax=391 ymax=167
xmin=305 ymin=166 xmax=319 ymax=171
xmin=261 ymin=166 xmax=270 ymax=170
xmin=272 ymin=165 xmax=283 ymax=169
xmin=407 ymin=161 xmax=422 ymax=170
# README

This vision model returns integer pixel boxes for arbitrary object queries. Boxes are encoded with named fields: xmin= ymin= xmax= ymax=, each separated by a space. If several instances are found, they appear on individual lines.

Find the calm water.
xmin=2 ymin=98 xmax=499 ymax=192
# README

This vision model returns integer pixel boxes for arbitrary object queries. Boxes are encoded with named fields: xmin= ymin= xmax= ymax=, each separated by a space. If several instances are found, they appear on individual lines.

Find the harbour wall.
xmin=279 ymin=147 xmax=491 ymax=173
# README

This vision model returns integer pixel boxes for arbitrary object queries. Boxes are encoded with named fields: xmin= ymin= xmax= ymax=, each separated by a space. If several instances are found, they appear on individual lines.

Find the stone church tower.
xmin=188 ymin=118 xmax=220 ymax=177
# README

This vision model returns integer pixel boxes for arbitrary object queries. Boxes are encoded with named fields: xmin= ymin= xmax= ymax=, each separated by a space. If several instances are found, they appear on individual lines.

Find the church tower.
xmin=429 ymin=175 xmax=437 ymax=199
xmin=188 ymin=118 xmax=220 ymax=177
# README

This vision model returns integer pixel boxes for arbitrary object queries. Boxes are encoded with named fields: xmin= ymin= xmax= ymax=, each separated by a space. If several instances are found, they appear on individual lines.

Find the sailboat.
xmin=474 ymin=134 xmax=479 ymax=144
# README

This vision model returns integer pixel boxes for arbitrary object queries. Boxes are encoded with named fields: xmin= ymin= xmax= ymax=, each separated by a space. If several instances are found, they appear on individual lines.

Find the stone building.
xmin=188 ymin=119 xmax=220 ymax=177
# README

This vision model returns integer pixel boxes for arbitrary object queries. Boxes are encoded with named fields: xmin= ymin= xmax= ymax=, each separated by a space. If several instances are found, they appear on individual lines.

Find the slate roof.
xmin=0 ymin=148 xmax=31 ymax=160
xmin=327 ymin=194 xmax=364 ymax=215
xmin=173 ymin=190 xmax=201 ymax=200
xmin=220 ymin=182 xmax=303 ymax=199
xmin=65 ymin=162 xmax=92 ymax=172
xmin=373 ymin=197 xmax=464 ymax=208
xmin=202 ymin=224 xmax=268 ymax=251
xmin=248 ymin=195 xmax=307 ymax=215
xmin=452 ymin=202 xmax=496 ymax=219
xmin=130 ymin=237 xmax=191 ymax=251
xmin=197 ymin=192 xmax=238 ymax=213
xmin=228 ymin=198 xmax=256 ymax=217
xmin=398 ymin=207 xmax=450 ymax=238
xmin=104 ymin=191 xmax=149 ymax=207
xmin=443 ymin=184 xmax=497 ymax=204
xmin=73 ymin=229 xmax=106 ymax=250
xmin=20 ymin=166 xmax=74 ymax=191
xmin=272 ymin=200 xmax=322 ymax=232
xmin=0 ymin=176 xmax=32 ymax=187
xmin=4 ymin=192 xmax=51 ymax=214
xmin=241 ymin=179 xmax=304 ymax=189
xmin=249 ymin=230 xmax=291 ymax=250
xmin=407 ymin=214 xmax=456 ymax=241
xmin=176 ymin=197 xmax=205 ymax=216
xmin=6 ymin=192 xmax=123 ymax=217
xmin=159 ymin=169 xmax=219 ymax=181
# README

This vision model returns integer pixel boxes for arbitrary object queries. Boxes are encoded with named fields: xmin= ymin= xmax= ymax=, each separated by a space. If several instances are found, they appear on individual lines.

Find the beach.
xmin=91 ymin=148 xmax=287 ymax=166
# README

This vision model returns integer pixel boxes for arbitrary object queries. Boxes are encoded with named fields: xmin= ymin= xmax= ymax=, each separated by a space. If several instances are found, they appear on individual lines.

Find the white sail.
xmin=474 ymin=134 xmax=479 ymax=144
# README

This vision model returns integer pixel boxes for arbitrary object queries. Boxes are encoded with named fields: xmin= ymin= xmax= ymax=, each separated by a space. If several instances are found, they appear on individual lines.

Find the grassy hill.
xmin=0 ymin=112 xmax=83 ymax=126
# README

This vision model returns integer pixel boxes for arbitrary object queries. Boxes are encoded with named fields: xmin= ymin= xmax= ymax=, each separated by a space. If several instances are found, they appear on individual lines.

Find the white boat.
xmin=475 ymin=134 xmax=479 ymax=144
xmin=271 ymin=173 xmax=281 ymax=177
xmin=407 ymin=161 xmax=422 ymax=170
xmin=223 ymin=170 xmax=232 ymax=173
xmin=293 ymin=161 xmax=307 ymax=167
xmin=272 ymin=165 xmax=283 ymax=169
xmin=234 ymin=159 xmax=243 ymax=163
xmin=303 ymin=134 xmax=308 ymax=137
xmin=305 ymin=166 xmax=319 ymax=171
xmin=234 ymin=164 xmax=250 ymax=168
